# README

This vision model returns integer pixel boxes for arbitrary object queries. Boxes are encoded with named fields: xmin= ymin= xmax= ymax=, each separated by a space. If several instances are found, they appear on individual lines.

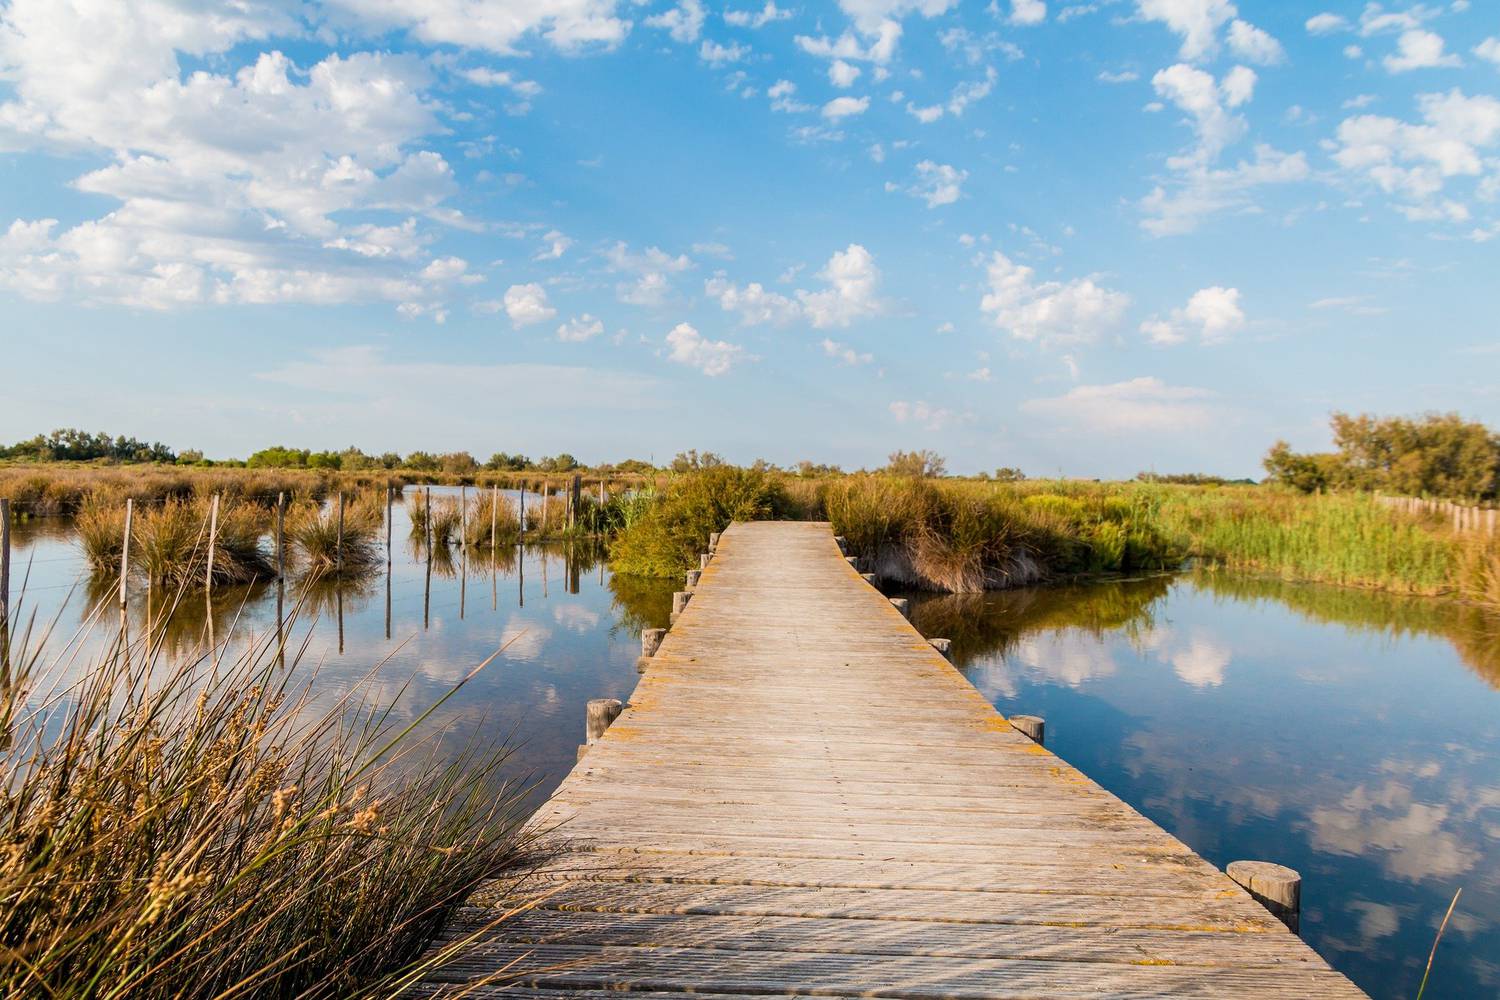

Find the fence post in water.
xmin=385 ymin=487 xmax=393 ymax=565
xmin=1227 ymin=861 xmax=1301 ymax=933
xmin=928 ymin=637 xmax=953 ymax=661
xmin=423 ymin=488 xmax=432 ymax=629
xmin=336 ymin=491 xmax=345 ymax=577
xmin=569 ymin=474 xmax=582 ymax=532
xmin=1010 ymin=715 xmax=1045 ymax=745
xmin=490 ymin=484 xmax=498 ymax=551
xmin=541 ymin=483 xmax=549 ymax=535
xmin=206 ymin=494 xmax=220 ymax=591
xmin=1 ymin=499 xmax=11 ymax=647
xmin=118 ymin=499 xmax=133 ymax=614
xmin=518 ymin=479 xmax=526 ymax=536
xmin=890 ymin=597 xmax=909 ymax=619
xmin=276 ymin=492 xmax=287 ymax=579
xmin=586 ymin=698 xmax=624 ymax=743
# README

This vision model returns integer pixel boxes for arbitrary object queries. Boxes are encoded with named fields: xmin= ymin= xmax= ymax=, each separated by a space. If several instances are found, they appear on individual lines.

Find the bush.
xmin=609 ymin=466 xmax=788 ymax=576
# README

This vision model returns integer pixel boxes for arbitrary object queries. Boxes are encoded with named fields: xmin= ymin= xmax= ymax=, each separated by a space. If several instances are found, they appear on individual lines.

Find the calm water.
xmin=6 ymin=504 xmax=1498 ymax=997
xmin=905 ymin=573 xmax=1500 ymax=1000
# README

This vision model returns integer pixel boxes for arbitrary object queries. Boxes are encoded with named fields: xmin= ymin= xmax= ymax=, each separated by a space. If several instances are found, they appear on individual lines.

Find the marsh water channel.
xmin=5 ymin=497 xmax=1498 ymax=999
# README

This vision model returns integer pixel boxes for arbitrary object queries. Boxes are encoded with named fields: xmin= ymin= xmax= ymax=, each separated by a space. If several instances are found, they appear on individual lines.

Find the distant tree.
xmin=176 ymin=449 xmax=205 ymax=466
xmin=795 ymin=460 xmax=843 ymax=478
xmin=0 ymin=429 xmax=175 ymax=463
xmin=994 ymin=467 xmax=1026 ymax=482
xmin=378 ymin=452 xmax=403 ymax=469
xmin=337 ymin=447 xmax=378 ymax=471
xmin=884 ymin=450 xmax=946 ymax=478
xmin=485 ymin=452 xmax=531 ymax=471
xmin=305 ymin=451 xmax=341 ymax=470
xmin=537 ymin=453 xmax=580 ymax=473
xmin=247 ymin=446 xmax=310 ymax=469
xmin=439 ymin=451 xmax=479 ymax=475
xmin=402 ymin=451 xmax=440 ymax=473
xmin=670 ymin=450 xmax=724 ymax=473
xmin=611 ymin=458 xmax=655 ymax=474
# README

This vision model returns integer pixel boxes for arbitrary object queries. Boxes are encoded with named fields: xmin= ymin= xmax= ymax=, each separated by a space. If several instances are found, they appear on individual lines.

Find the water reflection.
xmin=908 ymin=573 xmax=1500 ymax=1000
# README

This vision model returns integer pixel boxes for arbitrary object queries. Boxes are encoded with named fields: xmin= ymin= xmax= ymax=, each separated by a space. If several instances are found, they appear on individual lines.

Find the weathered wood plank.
xmin=418 ymin=521 xmax=1365 ymax=998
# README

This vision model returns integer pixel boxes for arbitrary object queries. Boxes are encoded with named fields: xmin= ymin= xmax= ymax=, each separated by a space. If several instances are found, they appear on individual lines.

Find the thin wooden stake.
xmin=119 ymin=498 xmax=133 ymax=610
xmin=206 ymin=494 xmax=220 ymax=590
xmin=423 ymin=488 xmax=432 ymax=629
xmin=385 ymin=486 xmax=393 ymax=564
xmin=1 ymin=498 xmax=11 ymax=661
xmin=460 ymin=485 xmax=468 ymax=619
xmin=335 ymin=491 xmax=345 ymax=577
xmin=275 ymin=492 xmax=286 ymax=579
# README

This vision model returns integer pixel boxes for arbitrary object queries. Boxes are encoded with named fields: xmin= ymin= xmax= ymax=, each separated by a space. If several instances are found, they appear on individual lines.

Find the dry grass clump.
xmin=287 ymin=493 xmax=386 ymax=579
xmin=0 ymin=595 xmax=539 ymax=998
xmin=406 ymin=490 xmax=462 ymax=544
xmin=75 ymin=493 xmax=127 ymax=571
xmin=133 ymin=497 xmax=272 ymax=588
xmin=462 ymin=492 xmax=521 ymax=549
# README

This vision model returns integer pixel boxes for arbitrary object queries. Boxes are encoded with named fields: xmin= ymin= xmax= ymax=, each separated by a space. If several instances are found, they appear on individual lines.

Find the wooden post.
xmin=671 ymin=590 xmax=691 ymax=622
xmin=709 ymin=531 xmax=721 ymax=551
xmin=519 ymin=480 xmax=526 ymax=536
xmin=205 ymin=494 xmax=220 ymax=590
xmin=276 ymin=492 xmax=287 ymax=579
xmin=889 ymin=597 xmax=909 ymax=619
xmin=569 ymin=474 xmax=582 ymax=532
xmin=541 ymin=483 xmax=550 ymax=534
xmin=860 ymin=572 xmax=877 ymax=586
xmin=641 ymin=628 xmax=666 ymax=658
xmin=1 ymin=499 xmax=11 ymax=642
xmin=423 ymin=488 xmax=432 ymax=629
xmin=335 ymin=491 xmax=345 ymax=577
xmin=459 ymin=485 xmax=468 ymax=618
xmin=119 ymin=499 xmax=133 ymax=610
xmin=385 ymin=487 xmax=393 ymax=564
xmin=1227 ymin=861 xmax=1301 ymax=933
xmin=845 ymin=555 xmax=860 ymax=570
xmin=700 ymin=553 xmax=711 ymax=570
xmin=928 ymin=637 xmax=953 ymax=661
xmin=490 ymin=484 xmax=498 ymax=551
xmin=686 ymin=569 xmax=701 ymax=589
xmin=1010 ymin=715 xmax=1045 ymax=745
xmin=833 ymin=535 xmax=847 ymax=554
xmin=585 ymin=698 xmax=624 ymax=743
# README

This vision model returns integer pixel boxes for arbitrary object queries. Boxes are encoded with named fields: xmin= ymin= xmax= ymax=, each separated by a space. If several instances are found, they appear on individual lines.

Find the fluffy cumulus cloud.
xmin=980 ymin=252 xmax=1129 ymax=347
xmin=724 ymin=2 xmax=792 ymax=29
xmin=1384 ymin=30 xmax=1462 ymax=73
xmin=1477 ymin=38 xmax=1500 ymax=68
xmin=892 ymin=160 xmax=967 ymax=207
xmin=644 ymin=0 xmax=705 ymax=43
xmin=889 ymin=399 xmax=957 ymax=430
xmin=0 ymin=0 xmax=495 ymax=312
xmin=1010 ymin=0 xmax=1046 ymax=26
xmin=1332 ymin=89 xmax=1500 ymax=226
xmin=557 ymin=313 xmax=604 ymax=341
xmin=1152 ymin=63 xmax=1257 ymax=168
xmin=822 ymin=95 xmax=870 ymax=119
xmin=502 ymin=283 xmax=556 ymax=327
xmin=606 ymin=241 xmax=694 ymax=306
xmin=706 ymin=243 xmax=884 ymax=329
xmin=822 ymin=338 xmax=873 ymax=365
xmin=664 ymin=321 xmax=746 ymax=375
xmin=1021 ymin=376 xmax=1217 ymax=432
xmin=1139 ymin=286 xmax=1245 ymax=345
xmin=324 ymin=0 xmax=630 ymax=53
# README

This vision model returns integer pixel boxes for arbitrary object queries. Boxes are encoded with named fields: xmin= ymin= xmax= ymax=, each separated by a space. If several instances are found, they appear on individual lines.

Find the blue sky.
xmin=1 ymin=0 xmax=1497 ymax=476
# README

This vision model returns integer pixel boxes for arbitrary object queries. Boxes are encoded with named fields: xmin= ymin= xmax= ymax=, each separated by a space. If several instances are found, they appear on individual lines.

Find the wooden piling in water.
xmin=206 ymin=494 xmax=220 ymax=590
xmin=709 ymin=531 xmax=721 ymax=552
xmin=276 ymin=492 xmax=287 ymax=579
xmin=889 ymin=597 xmax=909 ymax=618
xmin=1010 ymin=714 xmax=1045 ymax=745
xmin=685 ymin=569 xmax=701 ymax=589
xmin=385 ymin=487 xmax=393 ymax=564
xmin=1 ymin=499 xmax=11 ymax=645
xmin=671 ymin=591 xmax=691 ymax=622
xmin=119 ymin=499 xmax=133 ymax=613
xmin=928 ymin=637 xmax=952 ymax=661
xmin=335 ymin=491 xmax=345 ymax=577
xmin=586 ymin=698 xmax=624 ymax=743
xmin=1228 ymin=860 xmax=1301 ymax=933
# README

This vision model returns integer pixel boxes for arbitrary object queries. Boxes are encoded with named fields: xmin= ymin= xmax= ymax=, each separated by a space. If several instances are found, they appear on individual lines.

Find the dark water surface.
xmin=905 ymin=572 xmax=1500 ymax=1000
xmin=7 ymin=505 xmax=1497 ymax=998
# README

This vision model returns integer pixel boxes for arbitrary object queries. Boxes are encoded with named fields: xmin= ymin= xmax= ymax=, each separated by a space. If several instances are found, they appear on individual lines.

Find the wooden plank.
xmin=420 ymin=521 xmax=1365 ymax=998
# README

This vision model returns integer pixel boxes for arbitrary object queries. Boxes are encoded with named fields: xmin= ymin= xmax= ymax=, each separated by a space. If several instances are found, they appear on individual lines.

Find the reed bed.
xmin=0 ymin=466 xmax=351 ymax=517
xmin=0 ymin=587 xmax=541 ymax=998
xmin=461 ymin=492 xmax=522 ymax=550
xmin=287 ymin=492 xmax=386 ymax=579
xmin=76 ymin=495 xmax=273 ymax=588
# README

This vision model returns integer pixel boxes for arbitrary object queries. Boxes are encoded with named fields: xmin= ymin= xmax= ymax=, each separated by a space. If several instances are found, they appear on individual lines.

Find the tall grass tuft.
xmin=609 ymin=466 xmax=789 ymax=576
xmin=287 ymin=493 xmax=385 ymax=579
xmin=462 ymin=492 xmax=521 ymax=549
xmin=0 ymin=589 xmax=540 ymax=998
xmin=75 ymin=493 xmax=127 ymax=572
xmin=128 ymin=496 xmax=273 ymax=588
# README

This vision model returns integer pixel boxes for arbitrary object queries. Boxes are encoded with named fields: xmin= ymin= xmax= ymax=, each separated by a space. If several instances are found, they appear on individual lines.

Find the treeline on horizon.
xmin=4 ymin=410 xmax=1498 ymax=501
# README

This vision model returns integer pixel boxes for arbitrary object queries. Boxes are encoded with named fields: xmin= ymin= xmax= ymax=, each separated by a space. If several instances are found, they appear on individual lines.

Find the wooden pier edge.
xmin=419 ymin=521 xmax=1367 ymax=999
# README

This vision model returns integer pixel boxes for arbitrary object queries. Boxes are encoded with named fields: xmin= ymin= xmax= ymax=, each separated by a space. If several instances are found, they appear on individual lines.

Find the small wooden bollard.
xmin=586 ymin=698 xmax=624 ymax=743
xmin=639 ymin=626 xmax=666 ymax=672
xmin=1011 ymin=715 xmax=1045 ymax=745
xmin=890 ymin=597 xmax=909 ymax=618
xmin=671 ymin=590 xmax=691 ymax=622
xmin=686 ymin=569 xmax=701 ymax=589
xmin=834 ymin=535 xmax=848 ymax=554
xmin=860 ymin=572 xmax=877 ymax=586
xmin=929 ymin=637 xmax=952 ymax=661
xmin=1227 ymin=861 xmax=1301 ymax=933
xmin=699 ymin=552 xmax=711 ymax=570
xmin=845 ymin=555 xmax=859 ymax=570
xmin=709 ymin=531 xmax=721 ymax=551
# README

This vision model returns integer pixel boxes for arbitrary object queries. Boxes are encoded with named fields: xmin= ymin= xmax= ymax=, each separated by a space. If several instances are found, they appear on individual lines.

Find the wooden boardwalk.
xmin=420 ymin=521 xmax=1366 ymax=998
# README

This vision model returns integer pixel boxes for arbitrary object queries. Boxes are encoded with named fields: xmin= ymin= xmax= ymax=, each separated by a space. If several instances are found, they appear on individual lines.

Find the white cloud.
xmin=1099 ymin=70 xmax=1140 ymax=84
xmin=1136 ymin=0 xmax=1237 ymax=61
xmin=665 ymin=322 xmax=746 ymax=375
xmin=606 ymin=241 xmax=694 ymax=306
xmin=705 ymin=276 xmax=801 ymax=325
xmin=645 ymin=0 xmax=706 ymax=43
xmin=768 ymin=79 xmax=813 ymax=112
xmin=557 ymin=313 xmax=604 ymax=341
xmin=1384 ymin=29 xmax=1462 ymax=73
xmin=700 ymin=39 xmax=750 ymax=64
xmin=534 ymin=230 xmax=573 ymax=260
xmin=1020 ymin=377 xmax=1216 ymax=432
xmin=1140 ymin=286 xmax=1245 ymax=345
xmin=822 ymin=338 xmax=874 ymax=365
xmin=907 ymin=102 xmax=945 ymax=123
xmin=1152 ymin=63 xmax=1256 ymax=169
xmin=980 ymin=251 xmax=1130 ymax=347
xmin=459 ymin=66 xmax=544 ymax=112
xmin=829 ymin=60 xmax=863 ymax=87
xmin=900 ymin=160 xmax=968 ymax=207
xmin=1140 ymin=144 xmax=1310 ymax=235
xmin=724 ymin=2 xmax=792 ymax=28
xmin=325 ymin=0 xmax=630 ymax=53
xmin=1358 ymin=4 xmax=1437 ymax=38
xmin=889 ymin=400 xmax=957 ymax=430
xmin=1227 ymin=19 xmax=1285 ymax=65
xmin=797 ymin=243 xmax=884 ymax=327
xmin=1332 ymin=89 xmax=1500 ymax=219
xmin=1477 ymin=38 xmax=1500 ymax=68
xmin=1306 ymin=13 xmax=1349 ymax=35
xmin=1010 ymin=0 xmax=1047 ymax=26
xmin=502 ymin=283 xmax=556 ymax=327
xmin=822 ymin=95 xmax=871 ymax=119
